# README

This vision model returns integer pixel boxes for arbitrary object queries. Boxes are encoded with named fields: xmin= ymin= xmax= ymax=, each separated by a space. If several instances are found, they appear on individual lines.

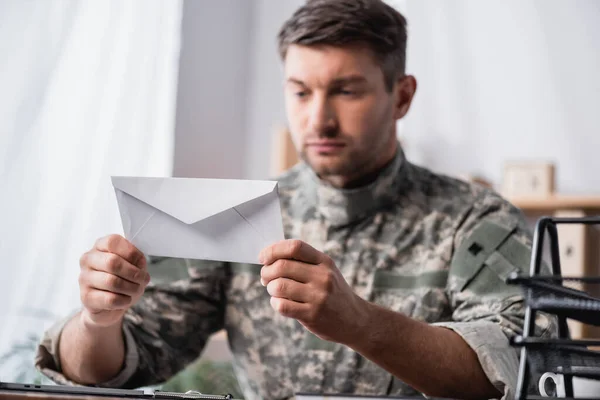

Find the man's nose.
xmin=307 ymin=96 xmax=337 ymax=136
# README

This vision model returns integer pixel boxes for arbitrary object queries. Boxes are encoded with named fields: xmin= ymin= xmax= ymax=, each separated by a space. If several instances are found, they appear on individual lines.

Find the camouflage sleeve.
xmin=115 ymin=256 xmax=228 ymax=388
xmin=433 ymin=192 xmax=556 ymax=399
xmin=35 ymin=311 xmax=82 ymax=385
xmin=35 ymin=256 xmax=228 ymax=388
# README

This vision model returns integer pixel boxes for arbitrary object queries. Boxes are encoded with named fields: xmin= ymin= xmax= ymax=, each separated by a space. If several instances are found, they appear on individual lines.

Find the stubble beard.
xmin=300 ymin=146 xmax=376 ymax=179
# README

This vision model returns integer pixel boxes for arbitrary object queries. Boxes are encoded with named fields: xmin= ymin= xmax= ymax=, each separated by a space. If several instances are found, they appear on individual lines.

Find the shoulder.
xmin=399 ymin=161 xmax=527 ymax=241
xmin=402 ymin=162 xmax=517 ymax=220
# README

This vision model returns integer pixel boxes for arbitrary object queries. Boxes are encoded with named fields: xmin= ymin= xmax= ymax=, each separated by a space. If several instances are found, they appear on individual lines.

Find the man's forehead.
xmin=283 ymin=44 xmax=381 ymax=85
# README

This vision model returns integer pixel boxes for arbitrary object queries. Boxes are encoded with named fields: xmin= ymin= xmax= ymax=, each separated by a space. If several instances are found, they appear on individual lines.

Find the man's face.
xmin=284 ymin=44 xmax=401 ymax=186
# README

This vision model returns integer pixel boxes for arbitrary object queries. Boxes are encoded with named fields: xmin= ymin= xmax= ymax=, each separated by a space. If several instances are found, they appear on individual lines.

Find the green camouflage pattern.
xmin=36 ymin=147 xmax=554 ymax=399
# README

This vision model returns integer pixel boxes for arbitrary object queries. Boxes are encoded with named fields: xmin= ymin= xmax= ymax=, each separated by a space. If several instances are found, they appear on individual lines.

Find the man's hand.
xmin=259 ymin=240 xmax=500 ymax=399
xmin=259 ymin=239 xmax=368 ymax=344
xmin=78 ymin=234 xmax=150 ymax=328
xmin=58 ymin=234 xmax=149 ymax=384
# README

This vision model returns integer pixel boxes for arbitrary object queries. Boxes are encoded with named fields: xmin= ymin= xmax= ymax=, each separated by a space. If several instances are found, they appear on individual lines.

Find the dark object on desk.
xmin=0 ymin=381 xmax=234 ymax=399
xmin=507 ymin=216 xmax=600 ymax=399
xmin=295 ymin=393 xmax=451 ymax=400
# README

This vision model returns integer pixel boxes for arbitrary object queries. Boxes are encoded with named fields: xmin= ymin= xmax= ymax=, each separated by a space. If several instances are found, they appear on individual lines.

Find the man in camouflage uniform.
xmin=36 ymin=1 xmax=552 ymax=399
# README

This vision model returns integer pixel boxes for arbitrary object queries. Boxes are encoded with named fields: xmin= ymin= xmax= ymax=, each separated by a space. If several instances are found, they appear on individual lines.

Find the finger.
xmin=259 ymin=239 xmax=323 ymax=266
xmin=94 ymin=234 xmax=146 ymax=268
xmin=81 ymin=251 xmax=150 ymax=286
xmin=82 ymin=269 xmax=142 ymax=297
xmin=261 ymin=259 xmax=314 ymax=286
xmin=270 ymin=296 xmax=311 ymax=319
xmin=82 ymin=288 xmax=132 ymax=311
xmin=266 ymin=278 xmax=313 ymax=303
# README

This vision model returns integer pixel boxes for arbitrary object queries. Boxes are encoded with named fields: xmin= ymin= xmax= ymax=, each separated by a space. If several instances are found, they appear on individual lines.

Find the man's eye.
xmin=333 ymin=88 xmax=356 ymax=96
xmin=295 ymin=91 xmax=308 ymax=98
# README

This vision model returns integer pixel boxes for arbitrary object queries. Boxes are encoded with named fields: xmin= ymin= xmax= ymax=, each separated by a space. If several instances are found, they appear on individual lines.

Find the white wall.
xmin=173 ymin=0 xmax=304 ymax=180
xmin=244 ymin=0 xmax=304 ymax=179
xmin=401 ymin=0 xmax=600 ymax=194
xmin=172 ymin=0 xmax=253 ymax=179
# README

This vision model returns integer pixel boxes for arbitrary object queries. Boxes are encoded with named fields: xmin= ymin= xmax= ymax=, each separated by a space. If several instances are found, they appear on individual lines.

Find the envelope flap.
xmin=111 ymin=176 xmax=278 ymax=224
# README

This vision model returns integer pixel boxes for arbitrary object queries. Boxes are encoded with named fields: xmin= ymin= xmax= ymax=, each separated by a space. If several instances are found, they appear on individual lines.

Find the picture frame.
xmin=501 ymin=162 xmax=555 ymax=197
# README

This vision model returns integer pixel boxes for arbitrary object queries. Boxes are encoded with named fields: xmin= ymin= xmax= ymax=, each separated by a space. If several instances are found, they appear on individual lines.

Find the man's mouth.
xmin=306 ymin=140 xmax=346 ymax=154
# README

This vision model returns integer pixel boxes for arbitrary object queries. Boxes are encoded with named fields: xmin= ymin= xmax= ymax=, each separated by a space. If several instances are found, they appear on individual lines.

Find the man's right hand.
xmin=78 ymin=234 xmax=150 ymax=328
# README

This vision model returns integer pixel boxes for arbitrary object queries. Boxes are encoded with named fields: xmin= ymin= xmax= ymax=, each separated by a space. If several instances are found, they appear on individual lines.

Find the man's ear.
xmin=393 ymin=75 xmax=417 ymax=120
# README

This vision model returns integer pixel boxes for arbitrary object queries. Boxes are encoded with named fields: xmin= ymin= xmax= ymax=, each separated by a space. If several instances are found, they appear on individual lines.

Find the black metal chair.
xmin=507 ymin=216 xmax=600 ymax=399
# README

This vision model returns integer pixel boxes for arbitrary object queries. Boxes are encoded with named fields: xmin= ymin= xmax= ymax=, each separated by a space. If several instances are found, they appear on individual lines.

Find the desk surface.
xmin=0 ymin=392 xmax=138 ymax=400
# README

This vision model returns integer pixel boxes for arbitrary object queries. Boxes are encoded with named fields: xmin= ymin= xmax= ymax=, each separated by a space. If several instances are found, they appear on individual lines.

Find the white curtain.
xmin=0 ymin=0 xmax=182 ymax=382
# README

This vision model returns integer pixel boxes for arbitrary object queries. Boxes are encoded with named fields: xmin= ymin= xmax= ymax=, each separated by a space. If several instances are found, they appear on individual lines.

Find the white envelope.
xmin=111 ymin=176 xmax=285 ymax=264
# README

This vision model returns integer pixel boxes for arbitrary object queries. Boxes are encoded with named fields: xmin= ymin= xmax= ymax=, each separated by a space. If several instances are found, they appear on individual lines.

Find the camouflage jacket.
xmin=36 ymin=147 xmax=553 ymax=400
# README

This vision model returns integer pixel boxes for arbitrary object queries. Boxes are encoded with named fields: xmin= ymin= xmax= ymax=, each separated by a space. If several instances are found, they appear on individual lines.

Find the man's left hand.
xmin=259 ymin=239 xmax=369 ymax=344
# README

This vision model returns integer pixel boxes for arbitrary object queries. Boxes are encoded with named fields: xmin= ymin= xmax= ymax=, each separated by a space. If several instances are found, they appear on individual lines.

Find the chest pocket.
xmin=371 ymin=268 xmax=450 ymax=322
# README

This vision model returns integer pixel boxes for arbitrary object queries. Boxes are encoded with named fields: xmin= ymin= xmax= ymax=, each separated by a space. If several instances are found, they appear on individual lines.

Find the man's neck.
xmin=322 ymin=140 xmax=398 ymax=189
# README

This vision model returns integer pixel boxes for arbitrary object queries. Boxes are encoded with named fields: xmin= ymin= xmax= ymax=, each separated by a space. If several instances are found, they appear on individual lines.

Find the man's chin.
xmin=301 ymin=152 xmax=355 ymax=176
xmin=308 ymin=161 xmax=352 ymax=177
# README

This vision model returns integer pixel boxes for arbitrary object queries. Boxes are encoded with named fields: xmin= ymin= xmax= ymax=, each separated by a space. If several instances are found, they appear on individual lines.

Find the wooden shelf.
xmin=507 ymin=195 xmax=600 ymax=214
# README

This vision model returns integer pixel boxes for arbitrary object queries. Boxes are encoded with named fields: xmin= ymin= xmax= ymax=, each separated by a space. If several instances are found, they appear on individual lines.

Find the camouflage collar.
xmin=303 ymin=144 xmax=406 ymax=227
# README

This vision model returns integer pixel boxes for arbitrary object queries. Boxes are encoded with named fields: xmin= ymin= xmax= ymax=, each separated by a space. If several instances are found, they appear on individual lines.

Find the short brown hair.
xmin=277 ymin=0 xmax=408 ymax=91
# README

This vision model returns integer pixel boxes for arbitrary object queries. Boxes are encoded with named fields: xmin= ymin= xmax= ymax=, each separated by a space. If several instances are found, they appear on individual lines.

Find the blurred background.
xmin=0 ymin=0 xmax=599 ymax=395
